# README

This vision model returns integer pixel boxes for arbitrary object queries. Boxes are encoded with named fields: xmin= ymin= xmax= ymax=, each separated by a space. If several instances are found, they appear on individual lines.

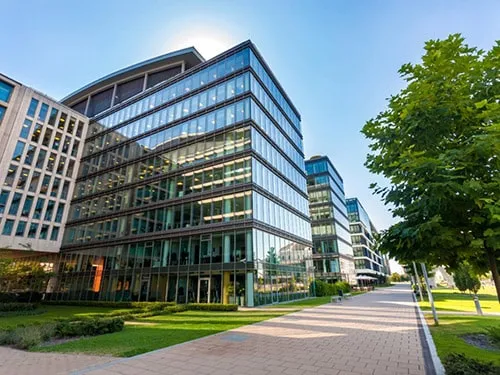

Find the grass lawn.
xmin=35 ymin=310 xmax=287 ymax=357
xmin=0 ymin=305 xmax=132 ymax=330
xmin=426 ymin=315 xmax=500 ymax=367
xmin=269 ymin=291 xmax=367 ymax=309
xmin=420 ymin=286 xmax=500 ymax=313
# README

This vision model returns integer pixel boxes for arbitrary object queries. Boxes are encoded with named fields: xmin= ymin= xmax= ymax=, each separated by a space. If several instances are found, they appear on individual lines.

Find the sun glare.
xmin=166 ymin=29 xmax=235 ymax=60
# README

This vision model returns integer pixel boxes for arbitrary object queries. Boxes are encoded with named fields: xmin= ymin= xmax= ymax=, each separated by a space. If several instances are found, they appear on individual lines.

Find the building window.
xmin=39 ymin=224 xmax=49 ymax=239
xmin=2 ymin=219 xmax=14 ymax=235
xmin=44 ymin=200 xmax=55 ymax=221
xmin=19 ymin=119 xmax=32 ymax=139
xmin=48 ymin=108 xmax=58 ymax=125
xmin=55 ymin=202 xmax=65 ymax=222
xmin=15 ymin=221 xmax=27 ymax=237
xmin=8 ymin=192 xmax=22 ymax=215
xmin=21 ymin=195 xmax=34 ymax=217
xmin=76 ymin=121 xmax=84 ymax=137
xmin=88 ymin=88 xmax=113 ymax=117
xmin=0 ymin=190 xmax=9 ymax=214
xmin=115 ymin=77 xmax=144 ymax=104
xmin=58 ymin=113 xmax=67 ymax=131
xmin=4 ymin=165 xmax=17 ymax=187
xmin=28 ymin=171 xmax=41 ymax=192
xmin=71 ymin=99 xmax=87 ymax=115
xmin=0 ymin=80 xmax=14 ymax=102
xmin=0 ymin=106 xmax=6 ymax=124
xmin=24 ymin=145 xmax=36 ymax=166
xmin=60 ymin=181 xmax=69 ymax=200
xmin=33 ymin=198 xmax=45 ymax=219
xmin=51 ymin=178 xmax=60 ymax=197
xmin=26 ymin=98 xmax=39 ymax=118
xmin=40 ymin=175 xmax=51 ymax=195
xmin=50 ymin=226 xmax=60 ymax=241
xmin=17 ymin=168 xmax=30 ymax=189
xmin=12 ymin=140 xmax=25 ymax=162
xmin=31 ymin=123 xmax=43 ymax=143
xmin=42 ymin=128 xmax=52 ymax=146
xmin=38 ymin=103 xmax=49 ymax=122
xmin=28 ymin=223 xmax=38 ymax=238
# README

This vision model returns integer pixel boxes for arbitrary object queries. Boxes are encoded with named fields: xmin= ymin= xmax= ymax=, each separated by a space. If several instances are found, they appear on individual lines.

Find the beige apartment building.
xmin=0 ymin=74 xmax=88 ymax=257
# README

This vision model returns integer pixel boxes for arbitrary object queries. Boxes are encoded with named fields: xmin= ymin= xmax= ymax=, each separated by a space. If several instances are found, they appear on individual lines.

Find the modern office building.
xmin=346 ymin=198 xmax=389 ymax=282
xmin=305 ymin=156 xmax=356 ymax=284
xmin=42 ymin=41 xmax=312 ymax=306
xmin=0 ymin=74 xmax=88 ymax=257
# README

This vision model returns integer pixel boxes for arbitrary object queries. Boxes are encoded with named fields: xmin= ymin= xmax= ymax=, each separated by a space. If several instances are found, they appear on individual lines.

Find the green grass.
xmin=35 ymin=310 xmax=287 ymax=357
xmin=269 ymin=292 xmax=367 ymax=308
xmin=420 ymin=286 xmax=500 ymax=313
xmin=426 ymin=315 xmax=500 ymax=366
xmin=0 ymin=306 xmax=132 ymax=330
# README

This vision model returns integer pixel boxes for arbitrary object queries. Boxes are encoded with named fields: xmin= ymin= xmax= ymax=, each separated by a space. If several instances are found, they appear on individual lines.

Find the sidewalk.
xmin=74 ymin=284 xmax=433 ymax=375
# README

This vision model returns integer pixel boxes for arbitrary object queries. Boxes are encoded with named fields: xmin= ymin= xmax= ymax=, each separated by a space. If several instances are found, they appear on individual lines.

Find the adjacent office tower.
xmin=346 ymin=198 xmax=389 ymax=282
xmin=49 ymin=41 xmax=312 ymax=306
xmin=305 ymin=156 xmax=356 ymax=284
xmin=0 ymin=74 xmax=88 ymax=257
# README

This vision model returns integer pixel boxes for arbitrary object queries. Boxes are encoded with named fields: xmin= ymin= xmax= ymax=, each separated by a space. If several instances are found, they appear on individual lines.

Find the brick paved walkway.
xmin=75 ymin=284 xmax=432 ymax=375
xmin=0 ymin=346 xmax=113 ymax=375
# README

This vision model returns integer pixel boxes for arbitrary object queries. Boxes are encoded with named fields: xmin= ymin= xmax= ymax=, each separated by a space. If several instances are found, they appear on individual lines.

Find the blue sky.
xmin=2 ymin=0 xmax=499 ymax=232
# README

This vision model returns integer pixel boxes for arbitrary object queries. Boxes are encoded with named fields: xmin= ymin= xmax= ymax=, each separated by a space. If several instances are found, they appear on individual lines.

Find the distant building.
xmin=306 ymin=156 xmax=356 ymax=284
xmin=346 ymin=198 xmax=389 ymax=282
xmin=0 ymin=74 xmax=88 ymax=257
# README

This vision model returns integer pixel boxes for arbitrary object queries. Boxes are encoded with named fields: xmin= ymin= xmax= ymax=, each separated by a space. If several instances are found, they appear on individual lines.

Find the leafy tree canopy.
xmin=362 ymin=34 xmax=500 ymax=301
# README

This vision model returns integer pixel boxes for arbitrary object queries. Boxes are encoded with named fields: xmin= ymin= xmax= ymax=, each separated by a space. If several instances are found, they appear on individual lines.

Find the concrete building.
xmin=305 ymin=156 xmax=356 ymax=284
xmin=0 ymin=74 xmax=88 ymax=258
xmin=346 ymin=197 xmax=389 ymax=283
xmin=41 ymin=41 xmax=313 ymax=306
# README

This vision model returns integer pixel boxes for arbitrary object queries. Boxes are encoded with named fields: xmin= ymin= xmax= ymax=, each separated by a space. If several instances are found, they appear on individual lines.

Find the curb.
xmin=412 ymin=293 xmax=445 ymax=375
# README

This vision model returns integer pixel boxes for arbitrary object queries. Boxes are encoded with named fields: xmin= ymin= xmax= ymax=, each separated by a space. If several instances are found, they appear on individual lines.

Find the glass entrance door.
xmin=198 ymin=277 xmax=210 ymax=303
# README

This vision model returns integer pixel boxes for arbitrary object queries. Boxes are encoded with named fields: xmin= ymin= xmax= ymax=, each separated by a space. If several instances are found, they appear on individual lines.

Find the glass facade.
xmin=346 ymin=198 xmax=389 ymax=280
xmin=306 ymin=156 xmax=355 ymax=284
xmin=49 ymin=42 xmax=312 ymax=306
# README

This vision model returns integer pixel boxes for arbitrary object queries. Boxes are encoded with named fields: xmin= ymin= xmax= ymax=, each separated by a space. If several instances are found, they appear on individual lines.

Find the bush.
xmin=0 ymin=324 xmax=56 ymax=349
xmin=0 ymin=292 xmax=43 ymax=303
xmin=41 ymin=300 xmax=175 ymax=309
xmin=486 ymin=326 xmax=500 ymax=344
xmin=0 ymin=302 xmax=38 ymax=312
xmin=313 ymin=280 xmax=351 ymax=297
xmin=55 ymin=318 xmax=124 ymax=338
xmin=186 ymin=303 xmax=238 ymax=311
xmin=443 ymin=354 xmax=499 ymax=375
xmin=0 ymin=309 xmax=46 ymax=318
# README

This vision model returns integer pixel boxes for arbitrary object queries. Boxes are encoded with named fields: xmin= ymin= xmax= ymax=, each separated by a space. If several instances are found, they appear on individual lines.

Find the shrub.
xmin=186 ymin=303 xmax=238 ymax=311
xmin=41 ymin=300 xmax=175 ymax=308
xmin=486 ymin=326 xmax=500 ymax=344
xmin=0 ymin=309 xmax=46 ymax=318
xmin=0 ymin=292 xmax=43 ymax=303
xmin=0 ymin=324 xmax=56 ymax=349
xmin=0 ymin=302 xmax=38 ymax=312
xmin=313 ymin=280 xmax=351 ymax=297
xmin=442 ymin=354 xmax=499 ymax=375
xmin=55 ymin=318 xmax=124 ymax=338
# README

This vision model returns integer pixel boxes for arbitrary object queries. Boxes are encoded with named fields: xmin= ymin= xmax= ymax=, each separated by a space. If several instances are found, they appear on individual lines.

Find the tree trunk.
xmin=486 ymin=247 xmax=500 ymax=303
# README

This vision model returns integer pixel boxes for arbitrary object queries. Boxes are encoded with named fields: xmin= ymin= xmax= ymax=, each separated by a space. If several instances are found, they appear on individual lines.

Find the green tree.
xmin=362 ymin=34 xmax=500 ymax=301
xmin=390 ymin=272 xmax=402 ymax=282
xmin=454 ymin=263 xmax=481 ymax=294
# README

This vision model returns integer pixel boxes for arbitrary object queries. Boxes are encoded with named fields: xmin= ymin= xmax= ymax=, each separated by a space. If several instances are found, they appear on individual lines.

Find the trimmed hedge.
xmin=186 ymin=303 xmax=238 ymax=311
xmin=313 ymin=280 xmax=351 ymax=297
xmin=0 ymin=303 xmax=38 ymax=312
xmin=443 ymin=354 xmax=499 ymax=375
xmin=0 ymin=292 xmax=43 ymax=303
xmin=55 ymin=318 xmax=124 ymax=338
xmin=0 ymin=317 xmax=124 ymax=350
xmin=41 ymin=301 xmax=175 ymax=309
xmin=0 ymin=309 xmax=46 ymax=318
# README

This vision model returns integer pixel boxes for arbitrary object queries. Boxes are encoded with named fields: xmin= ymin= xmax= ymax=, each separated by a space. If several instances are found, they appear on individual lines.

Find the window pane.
xmin=21 ymin=196 xmax=34 ymax=217
xmin=0 ymin=80 xmax=14 ymax=102
xmin=4 ymin=164 xmax=18 ymax=187
xmin=8 ymin=192 xmax=22 ymax=215
xmin=27 ymin=98 xmax=39 ymax=117
xmin=33 ymin=198 xmax=45 ymax=219
xmin=38 ymin=103 xmax=49 ymax=122
xmin=28 ymin=223 xmax=38 ymax=238
xmin=39 ymin=224 xmax=49 ymax=239
xmin=50 ymin=226 xmax=60 ymax=241
xmin=15 ymin=221 xmax=27 ymax=236
xmin=48 ymin=108 xmax=58 ymax=125
xmin=12 ymin=140 xmax=25 ymax=162
xmin=0 ymin=190 xmax=9 ymax=214
xmin=2 ymin=219 xmax=14 ymax=235
xmin=20 ymin=119 xmax=32 ymax=139
xmin=0 ymin=106 xmax=6 ymax=124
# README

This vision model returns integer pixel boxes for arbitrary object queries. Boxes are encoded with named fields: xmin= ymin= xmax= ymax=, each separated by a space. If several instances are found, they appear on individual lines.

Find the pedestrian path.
xmin=75 ymin=284 xmax=434 ymax=375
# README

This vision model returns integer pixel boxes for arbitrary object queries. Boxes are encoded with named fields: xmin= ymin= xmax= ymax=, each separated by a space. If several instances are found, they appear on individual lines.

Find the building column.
xmin=223 ymin=271 xmax=231 ymax=304
xmin=246 ymin=272 xmax=254 ymax=307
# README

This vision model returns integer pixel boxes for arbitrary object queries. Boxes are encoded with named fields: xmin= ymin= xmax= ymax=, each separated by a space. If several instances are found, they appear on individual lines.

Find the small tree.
xmin=454 ymin=264 xmax=481 ymax=294
xmin=391 ymin=272 xmax=402 ymax=282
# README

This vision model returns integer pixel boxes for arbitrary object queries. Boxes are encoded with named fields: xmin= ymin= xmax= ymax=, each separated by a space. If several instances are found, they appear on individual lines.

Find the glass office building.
xmin=46 ymin=41 xmax=312 ymax=306
xmin=305 ymin=156 xmax=356 ymax=284
xmin=346 ymin=197 xmax=389 ymax=282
